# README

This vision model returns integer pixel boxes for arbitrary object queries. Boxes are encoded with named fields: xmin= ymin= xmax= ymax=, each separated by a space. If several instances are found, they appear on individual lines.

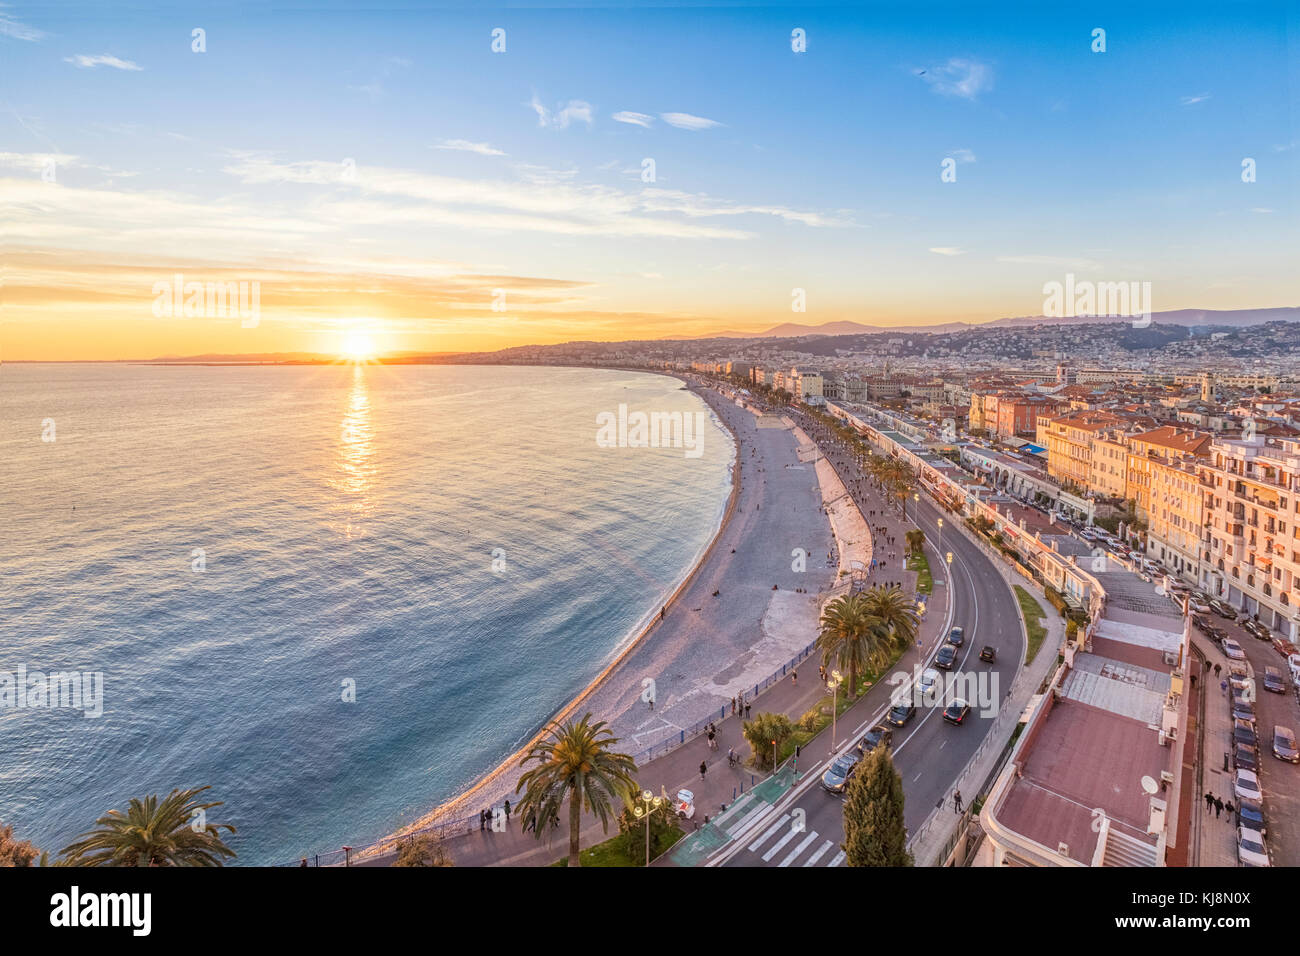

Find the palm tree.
xmin=817 ymin=593 xmax=885 ymax=700
xmin=58 ymin=786 xmax=236 ymax=866
xmin=862 ymin=583 xmax=920 ymax=651
xmin=515 ymin=713 xmax=638 ymax=867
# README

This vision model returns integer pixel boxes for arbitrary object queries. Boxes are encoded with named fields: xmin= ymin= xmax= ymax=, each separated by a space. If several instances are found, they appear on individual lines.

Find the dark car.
xmin=1273 ymin=725 xmax=1300 ymax=764
xmin=858 ymin=724 xmax=893 ymax=755
xmin=1232 ymin=701 xmax=1256 ymax=725
xmin=887 ymin=701 xmax=916 ymax=727
xmin=1244 ymin=620 xmax=1273 ymax=642
xmin=820 ymin=753 xmax=861 ymax=795
xmin=1235 ymin=742 xmax=1260 ymax=773
xmin=1238 ymin=798 xmax=1266 ymax=834
xmin=934 ymin=644 xmax=958 ymax=671
xmin=942 ymin=699 xmax=971 ymax=725
xmin=979 ymin=645 xmax=996 ymax=663
xmin=1263 ymin=668 xmax=1287 ymax=694
xmin=1210 ymin=599 xmax=1238 ymax=620
xmin=1233 ymin=721 xmax=1257 ymax=749
xmin=947 ymin=626 xmax=965 ymax=647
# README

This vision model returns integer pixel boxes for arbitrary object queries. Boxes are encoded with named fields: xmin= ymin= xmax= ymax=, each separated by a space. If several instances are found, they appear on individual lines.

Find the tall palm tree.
xmin=58 ymin=786 xmax=236 ymax=866
xmin=817 ymin=593 xmax=885 ymax=700
xmin=862 ymin=584 xmax=920 ymax=652
xmin=515 ymin=713 xmax=638 ymax=867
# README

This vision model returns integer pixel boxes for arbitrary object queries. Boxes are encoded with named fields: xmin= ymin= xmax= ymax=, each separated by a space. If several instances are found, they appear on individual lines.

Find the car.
xmin=942 ymin=699 xmax=971 ymax=725
xmin=1235 ymin=742 xmax=1260 ymax=772
xmin=1222 ymin=638 xmax=1246 ymax=661
xmin=1289 ymin=653 xmax=1300 ymax=685
xmin=1188 ymin=596 xmax=1211 ymax=613
xmin=1238 ymin=798 xmax=1266 ymax=834
xmin=1237 ymin=826 xmax=1271 ymax=867
xmin=1244 ymin=620 xmax=1273 ymax=642
xmin=917 ymin=668 xmax=941 ymax=698
xmin=1234 ymin=717 xmax=1258 ymax=741
xmin=934 ymin=644 xmax=958 ymax=671
xmin=1210 ymin=600 xmax=1238 ymax=620
xmin=1231 ymin=701 xmax=1256 ymax=725
xmin=979 ymin=645 xmax=997 ymax=663
xmin=1234 ymin=768 xmax=1262 ymax=802
xmin=820 ymin=753 xmax=861 ymax=795
xmin=1273 ymin=726 xmax=1300 ymax=764
xmin=858 ymin=724 xmax=893 ymax=755
xmin=947 ymin=626 xmax=965 ymax=646
xmin=1233 ymin=725 xmax=1257 ymax=750
xmin=1263 ymin=668 xmax=1287 ymax=694
xmin=887 ymin=701 xmax=916 ymax=727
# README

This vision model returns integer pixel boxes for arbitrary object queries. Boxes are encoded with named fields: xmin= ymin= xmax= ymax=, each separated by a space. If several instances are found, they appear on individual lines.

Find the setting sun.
xmin=341 ymin=331 xmax=376 ymax=361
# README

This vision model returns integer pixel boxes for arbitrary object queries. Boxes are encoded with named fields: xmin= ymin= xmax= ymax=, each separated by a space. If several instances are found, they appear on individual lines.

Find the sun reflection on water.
xmin=331 ymin=365 xmax=376 ymax=533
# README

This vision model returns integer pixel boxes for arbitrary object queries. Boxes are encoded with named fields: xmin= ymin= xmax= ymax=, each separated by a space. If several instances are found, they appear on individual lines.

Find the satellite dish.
xmin=1140 ymin=776 xmax=1159 ymax=795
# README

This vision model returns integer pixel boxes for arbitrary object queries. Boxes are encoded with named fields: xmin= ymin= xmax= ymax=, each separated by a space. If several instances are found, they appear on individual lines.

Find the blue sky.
xmin=2 ymin=0 xmax=1297 ymax=358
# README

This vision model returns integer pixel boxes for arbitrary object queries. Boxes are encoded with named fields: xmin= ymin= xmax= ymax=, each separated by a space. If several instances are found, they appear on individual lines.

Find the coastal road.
xmin=717 ymin=405 xmax=1024 ymax=867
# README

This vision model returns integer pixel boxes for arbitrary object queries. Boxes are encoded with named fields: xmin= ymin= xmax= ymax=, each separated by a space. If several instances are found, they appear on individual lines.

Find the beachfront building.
xmin=1200 ymin=436 xmax=1300 ymax=640
xmin=1125 ymin=426 xmax=1213 ymax=523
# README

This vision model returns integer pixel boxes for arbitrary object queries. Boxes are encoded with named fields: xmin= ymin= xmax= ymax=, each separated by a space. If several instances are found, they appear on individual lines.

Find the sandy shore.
xmin=375 ymin=379 xmax=841 ymax=851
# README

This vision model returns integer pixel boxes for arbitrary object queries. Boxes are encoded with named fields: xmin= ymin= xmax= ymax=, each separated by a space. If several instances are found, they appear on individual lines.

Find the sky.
xmin=2 ymin=0 xmax=1298 ymax=360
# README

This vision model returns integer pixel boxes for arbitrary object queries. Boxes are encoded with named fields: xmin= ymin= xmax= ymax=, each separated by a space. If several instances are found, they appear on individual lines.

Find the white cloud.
xmin=1179 ymin=93 xmax=1211 ymax=106
xmin=929 ymin=247 xmax=965 ymax=256
xmin=1250 ymin=208 xmax=1274 ymax=214
xmin=660 ymin=112 xmax=722 ymax=130
xmin=950 ymin=148 xmax=976 ymax=164
xmin=612 ymin=111 xmax=655 ymax=128
xmin=529 ymin=95 xmax=594 ymax=129
xmin=0 ymin=8 xmax=43 ymax=40
xmin=64 ymin=54 xmax=143 ymax=71
xmin=0 ymin=151 xmax=79 ymax=172
xmin=919 ymin=58 xmax=993 ymax=101
xmin=435 ymin=139 xmax=506 ymax=157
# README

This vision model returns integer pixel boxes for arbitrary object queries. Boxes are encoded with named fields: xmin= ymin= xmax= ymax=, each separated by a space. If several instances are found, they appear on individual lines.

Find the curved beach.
xmin=373 ymin=377 xmax=841 ymax=853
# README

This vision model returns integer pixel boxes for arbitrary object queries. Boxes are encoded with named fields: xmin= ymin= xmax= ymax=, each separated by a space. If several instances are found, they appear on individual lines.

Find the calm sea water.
xmin=0 ymin=363 xmax=731 ymax=864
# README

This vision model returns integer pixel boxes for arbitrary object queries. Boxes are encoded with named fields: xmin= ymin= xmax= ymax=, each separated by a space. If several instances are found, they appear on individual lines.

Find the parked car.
xmin=1237 ymin=826 xmax=1271 ymax=867
xmin=1289 ymin=653 xmax=1300 ymax=685
xmin=887 ymin=701 xmax=916 ymax=727
xmin=942 ymin=699 xmax=971 ymax=725
xmin=858 ymin=724 xmax=893 ymax=755
xmin=1210 ymin=600 xmax=1238 ymax=620
xmin=1188 ymin=595 xmax=1211 ymax=613
xmin=1234 ymin=768 xmax=1263 ymax=802
xmin=1233 ymin=721 xmax=1257 ymax=749
xmin=979 ymin=645 xmax=997 ymax=663
xmin=1273 ymin=726 xmax=1300 ymax=764
xmin=1235 ymin=742 xmax=1260 ymax=772
xmin=947 ymin=626 xmax=965 ymax=646
xmin=1222 ymin=638 xmax=1246 ymax=661
xmin=1245 ymin=620 xmax=1273 ymax=641
xmin=1238 ymin=798 xmax=1266 ymax=834
xmin=821 ymin=753 xmax=861 ymax=795
xmin=1263 ymin=668 xmax=1286 ymax=694
xmin=934 ymin=644 xmax=958 ymax=671
xmin=1231 ymin=701 xmax=1256 ymax=725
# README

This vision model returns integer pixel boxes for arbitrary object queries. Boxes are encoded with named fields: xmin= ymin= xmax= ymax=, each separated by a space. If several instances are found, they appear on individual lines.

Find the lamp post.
xmin=632 ymin=789 xmax=667 ymax=867
xmin=937 ymin=517 xmax=944 ymax=558
xmin=827 ymin=669 xmax=844 ymax=754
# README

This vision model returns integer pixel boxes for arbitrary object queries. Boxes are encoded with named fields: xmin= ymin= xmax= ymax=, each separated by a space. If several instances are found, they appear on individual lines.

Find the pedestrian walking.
xmin=731 ymin=696 xmax=737 ymax=715
xmin=700 ymin=760 xmax=708 ymax=781
xmin=1204 ymin=791 xmax=1215 ymax=810
xmin=1220 ymin=678 xmax=1228 ymax=696
xmin=1213 ymin=796 xmax=1223 ymax=819
xmin=1226 ymin=800 xmax=1236 ymax=822
xmin=954 ymin=789 xmax=963 ymax=813
xmin=504 ymin=799 xmax=511 ymax=822
xmin=745 ymin=702 xmax=751 ymax=718
xmin=791 ymin=669 xmax=798 ymax=686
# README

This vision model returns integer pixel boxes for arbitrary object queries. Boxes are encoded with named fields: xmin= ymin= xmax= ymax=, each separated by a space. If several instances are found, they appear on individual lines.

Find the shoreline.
xmin=373 ymin=372 xmax=743 ymax=851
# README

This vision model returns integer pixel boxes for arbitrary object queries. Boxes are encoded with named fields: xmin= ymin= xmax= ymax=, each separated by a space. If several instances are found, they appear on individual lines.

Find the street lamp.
xmin=827 ymin=669 xmax=844 ymax=754
xmin=937 ymin=517 xmax=944 ymax=558
xmin=631 ymin=789 xmax=667 ymax=867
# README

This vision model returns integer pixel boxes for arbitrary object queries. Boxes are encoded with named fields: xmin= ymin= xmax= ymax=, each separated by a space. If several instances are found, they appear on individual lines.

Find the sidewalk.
xmin=1191 ymin=632 xmax=1246 ymax=866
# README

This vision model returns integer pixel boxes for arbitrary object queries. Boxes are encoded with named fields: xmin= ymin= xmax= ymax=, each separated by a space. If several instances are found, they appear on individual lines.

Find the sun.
xmin=340 ymin=331 xmax=376 ymax=361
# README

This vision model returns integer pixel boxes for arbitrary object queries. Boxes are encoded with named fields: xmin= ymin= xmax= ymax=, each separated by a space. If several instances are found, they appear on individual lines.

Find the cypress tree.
xmin=842 ymin=746 xmax=913 ymax=866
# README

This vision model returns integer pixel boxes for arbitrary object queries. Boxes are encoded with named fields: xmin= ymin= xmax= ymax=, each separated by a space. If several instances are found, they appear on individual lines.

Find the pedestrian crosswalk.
xmin=732 ymin=806 xmax=845 ymax=867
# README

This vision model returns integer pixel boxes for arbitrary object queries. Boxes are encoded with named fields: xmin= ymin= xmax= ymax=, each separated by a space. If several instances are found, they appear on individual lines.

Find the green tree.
xmin=515 ymin=713 xmax=638 ymax=867
xmin=393 ymin=831 xmax=454 ymax=867
xmin=862 ymin=584 xmax=920 ymax=651
xmin=818 ymin=586 xmax=916 ymax=699
xmin=58 ymin=786 xmax=236 ymax=867
xmin=0 ymin=822 xmax=40 ymax=867
xmin=905 ymin=528 xmax=926 ymax=557
xmin=741 ymin=712 xmax=794 ymax=771
xmin=842 ymin=747 xmax=912 ymax=866
xmin=614 ymin=794 xmax=680 ymax=864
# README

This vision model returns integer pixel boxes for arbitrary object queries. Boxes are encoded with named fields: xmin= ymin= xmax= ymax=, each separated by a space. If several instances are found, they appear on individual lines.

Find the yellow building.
xmin=1043 ymin=410 xmax=1124 ymax=493
xmin=1088 ymin=428 xmax=1131 ymax=499
xmin=1126 ymin=426 xmax=1212 ymax=521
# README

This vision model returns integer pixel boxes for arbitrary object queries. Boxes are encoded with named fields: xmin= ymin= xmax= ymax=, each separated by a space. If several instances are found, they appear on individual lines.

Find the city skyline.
xmin=3 ymin=1 xmax=1297 ymax=361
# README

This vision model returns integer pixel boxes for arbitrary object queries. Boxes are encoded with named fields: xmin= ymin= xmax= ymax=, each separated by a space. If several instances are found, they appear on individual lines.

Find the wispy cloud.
xmin=919 ymin=58 xmax=993 ymax=101
xmin=612 ymin=111 xmax=654 ymax=128
xmin=64 ymin=54 xmax=143 ymax=71
xmin=950 ymin=148 xmax=976 ymax=164
xmin=1179 ymin=92 xmax=1211 ymax=106
xmin=0 ymin=7 xmax=43 ymax=41
xmin=529 ymin=95 xmax=594 ymax=129
xmin=660 ymin=112 xmax=722 ymax=130
xmin=434 ymin=139 xmax=506 ymax=157
xmin=1249 ymin=208 xmax=1274 ymax=214
xmin=929 ymin=247 xmax=965 ymax=256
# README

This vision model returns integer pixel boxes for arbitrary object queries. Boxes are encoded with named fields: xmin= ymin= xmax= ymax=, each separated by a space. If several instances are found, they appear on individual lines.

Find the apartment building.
xmin=1143 ymin=458 xmax=1211 ymax=583
xmin=1041 ymin=410 xmax=1126 ymax=492
xmin=1201 ymin=437 xmax=1300 ymax=640
xmin=1087 ymin=429 xmax=1131 ymax=500
xmin=1125 ymin=426 xmax=1213 ymax=523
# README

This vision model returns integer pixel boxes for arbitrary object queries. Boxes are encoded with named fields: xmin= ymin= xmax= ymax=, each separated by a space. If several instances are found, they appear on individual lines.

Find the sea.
xmin=0 ymin=362 xmax=732 ymax=864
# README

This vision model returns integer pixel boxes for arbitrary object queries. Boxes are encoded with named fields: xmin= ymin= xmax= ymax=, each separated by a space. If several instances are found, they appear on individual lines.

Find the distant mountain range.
xmin=693 ymin=307 xmax=1300 ymax=340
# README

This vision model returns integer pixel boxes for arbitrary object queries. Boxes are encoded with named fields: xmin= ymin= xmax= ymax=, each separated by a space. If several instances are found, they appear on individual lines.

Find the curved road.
xmin=720 ymin=404 xmax=1023 ymax=867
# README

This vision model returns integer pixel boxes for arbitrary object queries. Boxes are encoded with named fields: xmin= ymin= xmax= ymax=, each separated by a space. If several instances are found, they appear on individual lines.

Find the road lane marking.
xmin=803 ymin=839 xmax=835 ymax=866
xmin=780 ymin=831 xmax=821 ymax=867
xmin=762 ymin=824 xmax=803 ymax=861
xmin=829 ymin=850 xmax=847 ymax=867
xmin=748 ymin=814 xmax=791 ymax=852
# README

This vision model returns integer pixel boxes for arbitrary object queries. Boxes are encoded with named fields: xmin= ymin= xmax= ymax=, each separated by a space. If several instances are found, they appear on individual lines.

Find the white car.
xmin=1222 ymin=639 xmax=1247 ymax=661
xmin=918 ymin=668 xmax=941 ymax=699
xmin=1237 ymin=826 xmax=1271 ymax=867
xmin=1234 ymin=768 xmax=1262 ymax=802
xmin=1288 ymin=653 xmax=1300 ymax=685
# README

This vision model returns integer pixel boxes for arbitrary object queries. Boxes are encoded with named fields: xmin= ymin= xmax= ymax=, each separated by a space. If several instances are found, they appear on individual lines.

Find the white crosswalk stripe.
xmin=779 ymin=831 xmax=821 ymax=867
xmin=828 ymin=850 xmax=846 ymax=867
xmin=747 ymin=814 xmax=790 ymax=853
xmin=761 ymin=824 xmax=802 ymax=862
xmin=802 ymin=839 xmax=835 ymax=866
